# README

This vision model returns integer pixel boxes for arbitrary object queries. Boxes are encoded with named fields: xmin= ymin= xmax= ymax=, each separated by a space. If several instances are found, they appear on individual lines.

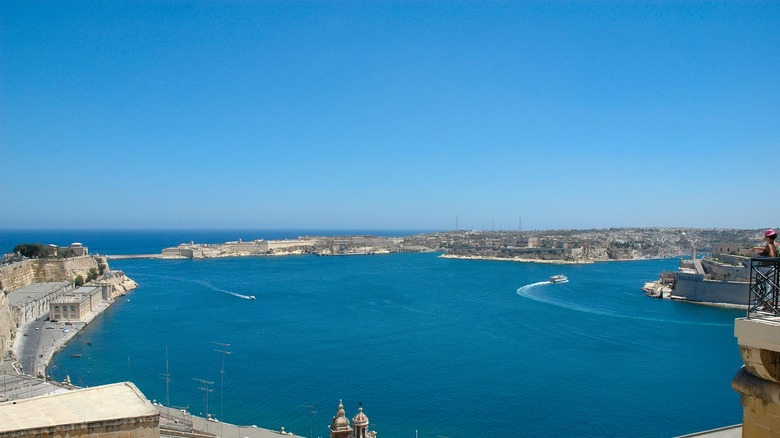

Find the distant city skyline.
xmin=2 ymin=1 xmax=778 ymax=231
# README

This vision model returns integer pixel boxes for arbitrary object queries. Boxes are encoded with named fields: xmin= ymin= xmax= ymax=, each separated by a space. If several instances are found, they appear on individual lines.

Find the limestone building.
xmin=0 ymin=381 xmax=159 ymax=438
xmin=49 ymin=286 xmax=105 ymax=322
xmin=66 ymin=243 xmax=88 ymax=257
xmin=329 ymin=400 xmax=377 ymax=438
xmin=8 ymin=282 xmax=72 ymax=325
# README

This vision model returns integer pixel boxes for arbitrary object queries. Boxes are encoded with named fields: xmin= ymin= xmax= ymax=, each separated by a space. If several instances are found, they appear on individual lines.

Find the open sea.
xmin=2 ymin=230 xmax=745 ymax=437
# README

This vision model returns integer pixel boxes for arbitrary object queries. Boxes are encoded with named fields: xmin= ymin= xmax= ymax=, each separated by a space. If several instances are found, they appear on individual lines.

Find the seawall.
xmin=671 ymin=277 xmax=750 ymax=306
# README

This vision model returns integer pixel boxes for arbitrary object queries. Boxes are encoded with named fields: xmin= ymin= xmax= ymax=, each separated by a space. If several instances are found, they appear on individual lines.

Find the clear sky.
xmin=1 ymin=1 xmax=778 ymax=231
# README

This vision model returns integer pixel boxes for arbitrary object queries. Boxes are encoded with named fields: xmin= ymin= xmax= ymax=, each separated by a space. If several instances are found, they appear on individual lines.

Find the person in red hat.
xmin=753 ymin=229 xmax=779 ymax=257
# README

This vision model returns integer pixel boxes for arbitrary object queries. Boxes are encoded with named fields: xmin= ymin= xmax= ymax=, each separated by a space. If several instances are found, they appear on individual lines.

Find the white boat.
xmin=549 ymin=275 xmax=568 ymax=284
xmin=247 ymin=295 xmax=256 ymax=300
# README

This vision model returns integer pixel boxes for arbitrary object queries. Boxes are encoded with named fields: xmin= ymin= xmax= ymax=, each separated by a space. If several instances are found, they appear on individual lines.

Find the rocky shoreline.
xmin=439 ymin=254 xmax=592 ymax=264
xmin=438 ymin=253 xmax=674 ymax=264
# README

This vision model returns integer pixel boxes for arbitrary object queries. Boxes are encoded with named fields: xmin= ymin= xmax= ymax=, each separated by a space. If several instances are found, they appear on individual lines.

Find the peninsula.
xmin=147 ymin=227 xmax=764 ymax=264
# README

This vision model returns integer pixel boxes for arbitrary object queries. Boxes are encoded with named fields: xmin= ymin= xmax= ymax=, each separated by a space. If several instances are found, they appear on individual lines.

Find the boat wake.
xmin=515 ymin=281 xmax=731 ymax=327
xmin=516 ymin=281 xmax=597 ymax=315
xmin=517 ymin=281 xmax=552 ymax=292
xmin=195 ymin=281 xmax=255 ymax=300
xmin=223 ymin=290 xmax=256 ymax=300
xmin=140 ymin=274 xmax=256 ymax=300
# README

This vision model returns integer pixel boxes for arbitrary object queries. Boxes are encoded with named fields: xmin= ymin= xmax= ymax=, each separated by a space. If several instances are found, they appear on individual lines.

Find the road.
xmin=14 ymin=313 xmax=93 ymax=379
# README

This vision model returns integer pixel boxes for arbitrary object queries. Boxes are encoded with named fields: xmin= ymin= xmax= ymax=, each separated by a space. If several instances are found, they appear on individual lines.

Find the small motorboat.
xmin=549 ymin=275 xmax=569 ymax=284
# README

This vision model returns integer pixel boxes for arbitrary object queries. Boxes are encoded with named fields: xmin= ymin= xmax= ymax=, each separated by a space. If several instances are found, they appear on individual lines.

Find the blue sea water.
xmin=3 ymin=231 xmax=745 ymax=437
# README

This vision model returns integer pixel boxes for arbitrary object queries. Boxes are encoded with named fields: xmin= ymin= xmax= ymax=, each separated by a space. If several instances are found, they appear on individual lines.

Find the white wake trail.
xmin=515 ymin=281 xmax=731 ymax=327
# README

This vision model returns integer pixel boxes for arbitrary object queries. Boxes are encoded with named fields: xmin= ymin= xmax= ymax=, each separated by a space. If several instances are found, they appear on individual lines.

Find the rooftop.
xmin=7 ymin=281 xmax=69 ymax=307
xmin=0 ymin=382 xmax=157 ymax=432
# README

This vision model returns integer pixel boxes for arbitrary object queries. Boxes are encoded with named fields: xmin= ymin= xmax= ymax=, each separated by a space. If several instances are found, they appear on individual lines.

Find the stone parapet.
xmin=734 ymin=316 xmax=780 ymax=436
xmin=733 ymin=367 xmax=780 ymax=437
xmin=735 ymin=317 xmax=780 ymax=384
xmin=0 ymin=415 xmax=160 ymax=438
xmin=0 ymin=382 xmax=159 ymax=438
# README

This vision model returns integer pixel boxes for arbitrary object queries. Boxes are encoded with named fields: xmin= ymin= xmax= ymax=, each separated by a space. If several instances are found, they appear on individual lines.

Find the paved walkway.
xmin=157 ymin=405 xmax=304 ymax=438
xmin=11 ymin=301 xmax=110 ymax=379
xmin=0 ymin=352 xmax=68 ymax=402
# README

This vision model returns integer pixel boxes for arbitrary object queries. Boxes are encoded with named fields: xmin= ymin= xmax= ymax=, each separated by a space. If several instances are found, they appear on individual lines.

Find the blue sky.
xmin=2 ymin=1 xmax=778 ymax=231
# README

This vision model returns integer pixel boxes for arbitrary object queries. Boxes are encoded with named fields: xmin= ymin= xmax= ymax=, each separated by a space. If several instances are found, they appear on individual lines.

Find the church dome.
xmin=352 ymin=407 xmax=369 ymax=427
xmin=330 ymin=400 xmax=351 ymax=431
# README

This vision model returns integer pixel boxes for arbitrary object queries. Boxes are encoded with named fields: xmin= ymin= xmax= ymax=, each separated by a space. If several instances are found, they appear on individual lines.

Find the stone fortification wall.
xmin=702 ymin=256 xmax=751 ymax=281
xmin=98 ymin=271 xmax=138 ymax=298
xmin=0 ymin=293 xmax=14 ymax=362
xmin=672 ymin=277 xmax=749 ymax=305
xmin=163 ymin=239 xmax=316 ymax=258
xmin=0 ymin=416 xmax=160 ymax=438
xmin=0 ymin=256 xmax=98 ymax=292
xmin=0 ymin=260 xmax=39 ymax=292
xmin=34 ymin=256 xmax=98 ymax=285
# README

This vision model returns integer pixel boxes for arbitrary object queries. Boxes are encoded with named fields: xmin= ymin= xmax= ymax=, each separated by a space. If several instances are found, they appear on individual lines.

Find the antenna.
xmin=193 ymin=378 xmax=214 ymax=424
xmin=213 ymin=342 xmax=231 ymax=427
xmin=158 ymin=347 xmax=170 ymax=407
xmin=301 ymin=405 xmax=317 ymax=438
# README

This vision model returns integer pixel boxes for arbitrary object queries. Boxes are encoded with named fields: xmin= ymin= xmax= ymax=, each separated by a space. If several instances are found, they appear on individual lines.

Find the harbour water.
xmin=3 ymin=230 xmax=745 ymax=437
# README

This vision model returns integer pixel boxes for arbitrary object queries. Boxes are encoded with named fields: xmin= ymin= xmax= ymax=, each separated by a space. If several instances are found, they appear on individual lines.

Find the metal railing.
xmin=748 ymin=257 xmax=780 ymax=317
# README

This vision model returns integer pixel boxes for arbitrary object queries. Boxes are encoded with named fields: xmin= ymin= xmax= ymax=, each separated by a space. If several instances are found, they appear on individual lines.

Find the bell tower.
xmin=329 ymin=400 xmax=352 ymax=438
xmin=352 ymin=405 xmax=369 ymax=438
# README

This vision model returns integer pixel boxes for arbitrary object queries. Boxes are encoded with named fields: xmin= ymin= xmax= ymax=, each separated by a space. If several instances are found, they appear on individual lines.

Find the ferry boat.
xmin=548 ymin=275 xmax=568 ymax=284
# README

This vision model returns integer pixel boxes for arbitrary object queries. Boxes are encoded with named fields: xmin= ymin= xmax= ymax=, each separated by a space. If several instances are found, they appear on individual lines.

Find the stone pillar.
xmin=352 ymin=407 xmax=368 ymax=438
xmin=733 ymin=317 xmax=780 ymax=436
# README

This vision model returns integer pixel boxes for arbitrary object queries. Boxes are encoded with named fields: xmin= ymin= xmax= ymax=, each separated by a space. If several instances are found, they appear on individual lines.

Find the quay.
xmin=11 ymin=298 xmax=111 ymax=380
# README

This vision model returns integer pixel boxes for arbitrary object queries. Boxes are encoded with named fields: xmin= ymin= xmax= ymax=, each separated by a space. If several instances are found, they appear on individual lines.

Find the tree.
xmin=57 ymin=248 xmax=78 ymax=258
xmin=13 ymin=243 xmax=48 ymax=258
xmin=74 ymin=275 xmax=85 ymax=287
xmin=87 ymin=268 xmax=98 ymax=282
